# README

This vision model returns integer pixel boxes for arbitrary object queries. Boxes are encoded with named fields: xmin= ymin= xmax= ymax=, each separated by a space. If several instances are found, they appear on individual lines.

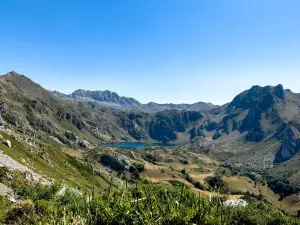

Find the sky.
xmin=1 ymin=0 xmax=300 ymax=105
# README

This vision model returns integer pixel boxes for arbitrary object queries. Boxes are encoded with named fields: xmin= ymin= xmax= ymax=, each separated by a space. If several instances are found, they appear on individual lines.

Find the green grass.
xmin=3 ymin=182 xmax=300 ymax=225
xmin=0 ymin=131 xmax=110 ymax=192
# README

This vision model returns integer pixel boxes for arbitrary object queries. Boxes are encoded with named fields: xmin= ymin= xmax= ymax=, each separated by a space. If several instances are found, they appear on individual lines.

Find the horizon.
xmin=1 ymin=0 xmax=300 ymax=105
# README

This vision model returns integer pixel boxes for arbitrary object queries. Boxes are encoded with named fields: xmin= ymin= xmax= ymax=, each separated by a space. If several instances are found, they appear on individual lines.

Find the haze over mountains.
xmin=52 ymin=89 xmax=217 ymax=112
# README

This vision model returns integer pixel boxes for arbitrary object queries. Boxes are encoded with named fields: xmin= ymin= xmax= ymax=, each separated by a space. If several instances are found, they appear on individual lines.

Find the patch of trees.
xmin=205 ymin=176 xmax=228 ymax=193
xmin=268 ymin=178 xmax=300 ymax=199
xmin=182 ymin=172 xmax=205 ymax=190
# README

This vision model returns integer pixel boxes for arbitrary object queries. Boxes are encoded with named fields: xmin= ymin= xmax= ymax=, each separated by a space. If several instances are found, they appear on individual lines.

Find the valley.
xmin=0 ymin=71 xmax=299 ymax=224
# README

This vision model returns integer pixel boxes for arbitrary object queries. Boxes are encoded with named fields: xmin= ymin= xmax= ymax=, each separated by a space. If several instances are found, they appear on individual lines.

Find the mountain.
xmin=52 ymin=89 xmax=217 ymax=112
xmin=0 ymin=71 xmax=203 ymax=145
xmin=70 ymin=89 xmax=143 ymax=108
xmin=187 ymin=84 xmax=300 ymax=180
xmin=1 ymin=71 xmax=300 ymax=221
xmin=4 ymin=72 xmax=300 ymax=166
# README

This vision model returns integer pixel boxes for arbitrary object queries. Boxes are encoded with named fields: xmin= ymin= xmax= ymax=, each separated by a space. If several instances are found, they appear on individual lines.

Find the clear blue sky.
xmin=1 ymin=0 xmax=300 ymax=105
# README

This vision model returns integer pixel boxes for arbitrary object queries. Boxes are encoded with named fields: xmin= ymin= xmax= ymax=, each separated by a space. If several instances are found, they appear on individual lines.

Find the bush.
xmin=268 ymin=178 xmax=299 ymax=198
xmin=206 ymin=176 xmax=228 ymax=193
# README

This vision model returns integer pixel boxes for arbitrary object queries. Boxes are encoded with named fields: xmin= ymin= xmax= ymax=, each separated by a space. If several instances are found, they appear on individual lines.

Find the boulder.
xmin=100 ymin=152 xmax=131 ymax=171
xmin=224 ymin=199 xmax=248 ymax=207
xmin=78 ymin=140 xmax=90 ymax=149
xmin=3 ymin=140 xmax=11 ymax=148
xmin=64 ymin=131 xmax=78 ymax=141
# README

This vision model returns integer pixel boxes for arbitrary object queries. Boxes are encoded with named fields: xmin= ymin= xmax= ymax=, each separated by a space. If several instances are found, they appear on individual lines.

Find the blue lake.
xmin=100 ymin=142 xmax=179 ymax=149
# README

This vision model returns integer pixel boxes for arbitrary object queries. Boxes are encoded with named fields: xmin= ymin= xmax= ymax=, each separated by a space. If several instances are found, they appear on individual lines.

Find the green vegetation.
xmin=2 ymin=183 xmax=300 ymax=225
xmin=268 ymin=178 xmax=300 ymax=199
xmin=0 ymin=131 xmax=110 ymax=192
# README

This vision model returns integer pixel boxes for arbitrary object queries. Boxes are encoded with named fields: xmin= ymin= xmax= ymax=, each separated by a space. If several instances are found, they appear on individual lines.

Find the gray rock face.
xmin=78 ymin=140 xmax=90 ymax=148
xmin=52 ymin=89 xmax=216 ymax=112
xmin=274 ymin=123 xmax=300 ymax=162
xmin=274 ymin=84 xmax=285 ymax=100
xmin=65 ymin=131 xmax=78 ymax=141
xmin=71 ymin=90 xmax=142 ymax=108
xmin=100 ymin=152 xmax=131 ymax=171
xmin=229 ymin=84 xmax=285 ymax=111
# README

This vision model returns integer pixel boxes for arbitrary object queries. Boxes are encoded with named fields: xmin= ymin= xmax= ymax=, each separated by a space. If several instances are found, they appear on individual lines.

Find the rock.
xmin=78 ymin=140 xmax=90 ymax=148
xmin=224 ymin=199 xmax=248 ymax=207
xmin=130 ymin=151 xmax=136 ymax=159
xmin=0 ymin=183 xmax=17 ymax=202
xmin=56 ymin=185 xmax=82 ymax=197
xmin=64 ymin=131 xmax=78 ymax=141
xmin=0 ymin=116 xmax=5 ymax=131
xmin=3 ymin=140 xmax=11 ymax=148
xmin=274 ymin=84 xmax=285 ymax=100
xmin=273 ymin=123 xmax=300 ymax=162
xmin=100 ymin=152 xmax=131 ymax=171
xmin=0 ymin=151 xmax=48 ymax=184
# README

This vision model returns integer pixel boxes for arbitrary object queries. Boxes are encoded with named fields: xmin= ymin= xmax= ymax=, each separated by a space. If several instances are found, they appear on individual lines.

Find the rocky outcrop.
xmin=149 ymin=110 xmax=202 ymax=143
xmin=274 ymin=123 xmax=300 ymax=162
xmin=0 ymin=182 xmax=16 ymax=202
xmin=224 ymin=199 xmax=248 ymax=207
xmin=228 ymin=84 xmax=285 ymax=112
xmin=65 ymin=131 xmax=78 ymax=141
xmin=0 ymin=151 xmax=48 ymax=183
xmin=78 ymin=140 xmax=90 ymax=149
xmin=71 ymin=90 xmax=142 ymax=108
xmin=100 ymin=152 xmax=131 ymax=171
xmin=274 ymin=84 xmax=285 ymax=100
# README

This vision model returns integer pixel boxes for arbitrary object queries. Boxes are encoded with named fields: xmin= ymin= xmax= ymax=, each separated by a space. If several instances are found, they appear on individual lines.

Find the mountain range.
xmin=51 ymin=89 xmax=216 ymax=112
xmin=1 ymin=71 xmax=300 ymax=183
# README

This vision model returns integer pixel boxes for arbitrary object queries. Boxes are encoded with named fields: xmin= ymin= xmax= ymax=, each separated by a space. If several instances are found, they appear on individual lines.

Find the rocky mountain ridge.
xmin=52 ymin=89 xmax=216 ymax=112
xmin=2 ymin=71 xmax=300 ymax=172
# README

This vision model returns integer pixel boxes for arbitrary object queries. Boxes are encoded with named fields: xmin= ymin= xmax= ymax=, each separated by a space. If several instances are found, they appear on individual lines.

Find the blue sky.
xmin=1 ymin=0 xmax=300 ymax=105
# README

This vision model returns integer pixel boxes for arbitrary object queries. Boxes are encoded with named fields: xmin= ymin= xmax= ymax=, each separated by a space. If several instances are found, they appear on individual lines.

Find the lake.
xmin=100 ymin=142 xmax=179 ymax=149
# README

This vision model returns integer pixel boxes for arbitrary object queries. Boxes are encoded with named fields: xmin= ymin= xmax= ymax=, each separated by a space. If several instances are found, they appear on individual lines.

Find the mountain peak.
xmin=229 ymin=84 xmax=285 ymax=111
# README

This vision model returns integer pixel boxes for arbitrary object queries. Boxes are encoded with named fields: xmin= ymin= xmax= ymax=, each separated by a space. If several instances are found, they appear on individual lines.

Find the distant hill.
xmin=52 ymin=89 xmax=217 ymax=112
